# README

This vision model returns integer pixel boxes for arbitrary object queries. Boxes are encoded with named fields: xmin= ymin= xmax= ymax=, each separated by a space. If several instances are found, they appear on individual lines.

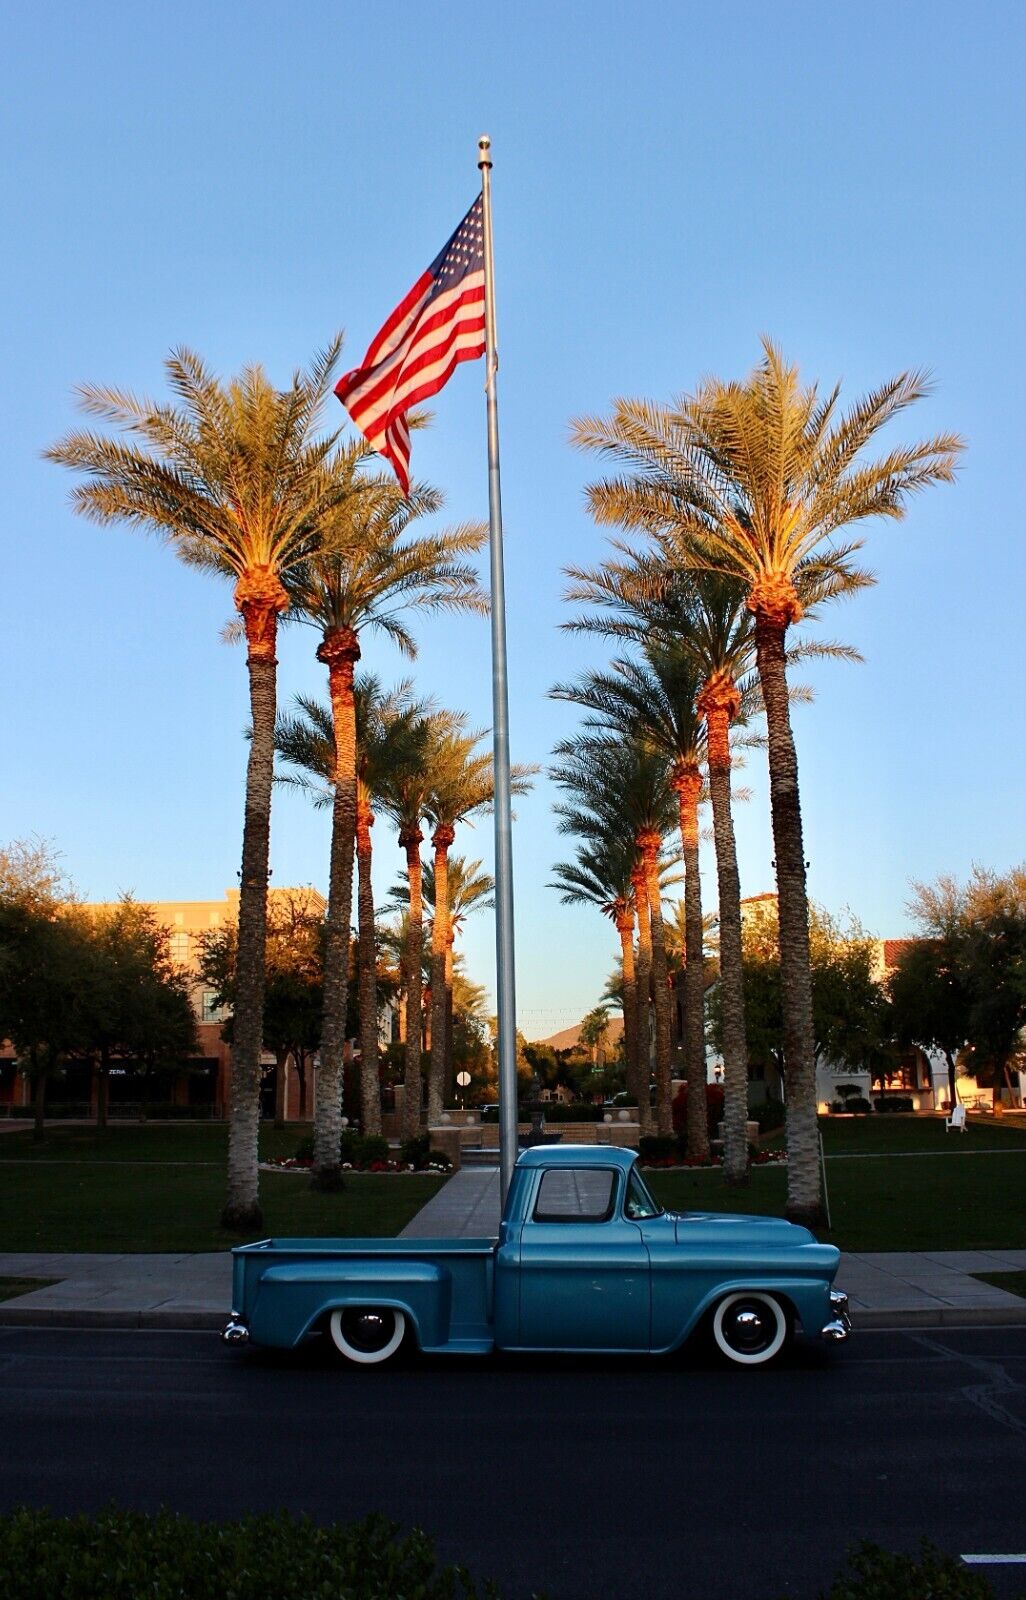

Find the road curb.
xmin=0 ymin=1307 xmax=226 ymax=1330
xmin=2 ymin=1305 xmax=1025 ymax=1333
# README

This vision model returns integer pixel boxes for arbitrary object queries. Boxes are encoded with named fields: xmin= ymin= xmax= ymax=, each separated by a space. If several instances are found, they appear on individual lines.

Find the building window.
xmin=201 ymin=990 xmax=225 ymax=1024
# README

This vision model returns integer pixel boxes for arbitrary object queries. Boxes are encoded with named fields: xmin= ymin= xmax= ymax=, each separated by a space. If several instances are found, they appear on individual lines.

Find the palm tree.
xmin=273 ymin=678 xmax=430 ymax=1139
xmin=571 ymin=341 xmax=963 ymax=1222
xmin=47 ymin=340 xmax=350 ymax=1230
xmin=552 ymin=650 xmax=711 ymax=1157
xmin=284 ymin=469 xmax=485 ymax=1187
xmin=550 ymin=838 xmax=640 ymax=1103
xmin=422 ymin=736 xmax=533 ymax=1123
xmin=376 ymin=711 xmax=463 ymax=1138
xmin=551 ymin=736 xmax=678 ymax=1137
xmin=390 ymin=855 xmax=495 ymax=1098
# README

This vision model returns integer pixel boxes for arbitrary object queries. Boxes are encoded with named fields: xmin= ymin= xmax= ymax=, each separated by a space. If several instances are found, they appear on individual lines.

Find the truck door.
xmin=516 ymin=1166 xmax=650 ymax=1350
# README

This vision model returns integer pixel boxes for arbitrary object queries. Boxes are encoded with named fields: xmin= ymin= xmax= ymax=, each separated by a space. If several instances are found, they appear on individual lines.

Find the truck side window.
xmin=533 ymin=1168 xmax=616 ymax=1223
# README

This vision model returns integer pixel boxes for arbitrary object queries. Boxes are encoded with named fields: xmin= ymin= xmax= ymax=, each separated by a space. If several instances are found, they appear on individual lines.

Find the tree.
xmin=572 ymin=342 xmax=962 ymax=1223
xmin=552 ymin=650 xmax=709 ymax=1153
xmin=285 ymin=467 xmax=485 ymax=1186
xmin=551 ymin=736 xmax=680 ymax=1139
xmin=47 ymin=340 xmax=351 ymax=1230
xmin=550 ymin=837 xmax=639 ymax=1102
xmin=714 ymin=900 xmax=891 ymax=1092
xmin=389 ymin=854 xmax=495 ymax=1103
xmin=376 ymin=712 xmax=462 ymax=1138
xmin=198 ymin=893 xmax=327 ymax=1126
xmin=900 ymin=867 xmax=1026 ymax=1096
xmin=79 ymin=898 xmax=195 ymax=1128
xmin=274 ymin=679 xmax=431 ymax=1138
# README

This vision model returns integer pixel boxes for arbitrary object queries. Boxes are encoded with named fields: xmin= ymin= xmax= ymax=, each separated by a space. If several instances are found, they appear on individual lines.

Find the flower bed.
xmin=639 ymin=1149 xmax=788 ymax=1170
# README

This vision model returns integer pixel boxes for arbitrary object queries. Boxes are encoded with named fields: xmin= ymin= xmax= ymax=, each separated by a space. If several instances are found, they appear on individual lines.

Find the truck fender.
xmin=250 ymin=1260 xmax=450 ymax=1350
xmin=662 ymin=1276 xmax=832 ymax=1352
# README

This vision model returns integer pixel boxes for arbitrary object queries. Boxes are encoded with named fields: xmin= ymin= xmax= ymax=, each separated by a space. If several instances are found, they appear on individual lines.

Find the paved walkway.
xmin=1 ymin=1166 xmax=1024 ymax=1330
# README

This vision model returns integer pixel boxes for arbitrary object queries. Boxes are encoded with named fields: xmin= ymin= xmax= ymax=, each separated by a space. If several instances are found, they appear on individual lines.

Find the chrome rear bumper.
xmin=822 ymin=1289 xmax=852 ymax=1343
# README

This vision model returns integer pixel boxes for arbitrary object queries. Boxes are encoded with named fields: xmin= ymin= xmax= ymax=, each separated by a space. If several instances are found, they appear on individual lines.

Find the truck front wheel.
xmin=710 ymin=1292 xmax=790 ymax=1367
xmin=328 ymin=1307 xmax=407 ymax=1365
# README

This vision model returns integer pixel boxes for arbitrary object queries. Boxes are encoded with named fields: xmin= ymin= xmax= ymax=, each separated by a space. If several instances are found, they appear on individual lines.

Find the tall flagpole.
xmin=478 ymin=134 xmax=518 ymax=1199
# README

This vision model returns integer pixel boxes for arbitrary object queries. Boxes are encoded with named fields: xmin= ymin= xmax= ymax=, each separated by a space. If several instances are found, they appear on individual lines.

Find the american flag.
xmin=335 ymin=196 xmax=487 ymax=493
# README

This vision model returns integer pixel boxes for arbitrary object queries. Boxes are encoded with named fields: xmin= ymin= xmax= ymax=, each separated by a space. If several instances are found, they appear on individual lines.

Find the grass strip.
xmin=970 ymin=1270 xmax=1026 ymax=1300
xmin=0 ymin=1278 xmax=59 ymax=1302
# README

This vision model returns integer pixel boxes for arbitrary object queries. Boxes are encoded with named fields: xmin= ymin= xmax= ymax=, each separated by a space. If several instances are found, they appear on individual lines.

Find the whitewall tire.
xmin=328 ymin=1307 xmax=407 ymax=1365
xmin=711 ymin=1292 xmax=789 ymax=1366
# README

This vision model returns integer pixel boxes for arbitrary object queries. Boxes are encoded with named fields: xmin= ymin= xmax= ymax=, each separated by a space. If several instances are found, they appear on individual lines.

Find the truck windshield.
xmin=624 ymin=1167 xmax=663 ymax=1220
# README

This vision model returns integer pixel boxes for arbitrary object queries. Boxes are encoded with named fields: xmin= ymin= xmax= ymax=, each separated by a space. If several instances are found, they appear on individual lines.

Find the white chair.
xmin=945 ymin=1102 xmax=967 ymax=1133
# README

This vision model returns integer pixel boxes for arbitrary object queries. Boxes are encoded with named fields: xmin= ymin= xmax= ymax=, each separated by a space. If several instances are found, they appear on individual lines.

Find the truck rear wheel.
xmin=710 ymin=1292 xmax=789 ymax=1366
xmin=328 ymin=1307 xmax=406 ymax=1365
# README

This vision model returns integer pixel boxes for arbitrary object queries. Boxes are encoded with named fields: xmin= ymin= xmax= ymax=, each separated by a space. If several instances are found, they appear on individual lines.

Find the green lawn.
xmin=647 ymin=1116 xmax=1026 ymax=1252
xmin=0 ymin=1125 xmax=443 ymax=1252
xmin=973 ymin=1271 xmax=1026 ymax=1300
xmin=0 ymin=1278 xmax=58 ymax=1301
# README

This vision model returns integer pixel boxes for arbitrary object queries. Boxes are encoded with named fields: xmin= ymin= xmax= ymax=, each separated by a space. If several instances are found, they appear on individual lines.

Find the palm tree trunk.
xmin=672 ymin=766 xmax=710 ymax=1162
xmin=615 ymin=905 xmax=638 ymax=1102
xmin=753 ymin=603 xmax=822 ymax=1226
xmin=311 ymin=627 xmax=361 ymax=1192
xmin=356 ymin=795 xmax=381 ymax=1137
xmin=699 ymin=681 xmax=749 ymax=1186
xmin=223 ymin=571 xmax=287 ymax=1231
xmin=640 ymin=832 xmax=673 ymax=1136
xmin=401 ymin=829 xmax=425 ymax=1139
xmin=445 ymin=933 xmax=455 ymax=1075
xmin=630 ymin=862 xmax=655 ymax=1136
xmin=428 ymin=825 xmax=455 ymax=1125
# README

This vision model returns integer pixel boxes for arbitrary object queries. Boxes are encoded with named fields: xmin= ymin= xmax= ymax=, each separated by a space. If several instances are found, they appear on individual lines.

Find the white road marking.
xmin=961 ymin=1555 xmax=1026 ymax=1564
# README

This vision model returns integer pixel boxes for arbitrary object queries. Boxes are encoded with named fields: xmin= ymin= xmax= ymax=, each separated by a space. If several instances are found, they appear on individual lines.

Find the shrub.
xmin=672 ymin=1081 xmax=725 ymax=1138
xmin=352 ymin=1134 xmax=390 ymax=1167
xmin=639 ymin=1134 xmax=678 ymax=1163
xmin=846 ymin=1096 xmax=872 ymax=1114
xmin=751 ymin=1095 xmax=786 ymax=1134
xmin=820 ymin=1539 xmax=994 ymax=1599
xmin=294 ymin=1135 xmax=315 ymax=1162
xmin=400 ymin=1134 xmax=431 ymax=1168
xmin=534 ymin=1102 xmax=606 ymax=1123
xmin=0 ymin=1506 xmax=503 ymax=1600
xmin=829 ymin=1100 xmax=845 ymax=1114
xmin=874 ymin=1096 xmax=914 ymax=1114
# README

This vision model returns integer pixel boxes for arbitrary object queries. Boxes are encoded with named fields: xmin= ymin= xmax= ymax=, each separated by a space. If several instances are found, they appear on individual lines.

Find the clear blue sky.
xmin=3 ymin=1 xmax=1024 ymax=1038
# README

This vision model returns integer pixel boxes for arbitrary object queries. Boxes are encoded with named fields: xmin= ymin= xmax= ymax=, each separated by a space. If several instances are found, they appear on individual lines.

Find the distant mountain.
xmin=531 ymin=1015 xmax=625 ymax=1052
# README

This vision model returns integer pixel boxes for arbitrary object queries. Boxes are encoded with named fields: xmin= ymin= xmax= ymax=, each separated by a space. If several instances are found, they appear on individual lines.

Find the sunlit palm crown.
xmin=551 ymin=735 xmax=679 ymax=856
xmin=388 ymin=856 xmax=495 ymax=926
xmin=284 ymin=450 xmax=488 ymax=653
xmin=549 ymin=835 xmax=639 ymax=921
xmin=570 ymin=338 xmax=964 ymax=617
xmin=273 ymin=677 xmax=433 ymax=807
xmin=45 ymin=341 xmax=355 ymax=590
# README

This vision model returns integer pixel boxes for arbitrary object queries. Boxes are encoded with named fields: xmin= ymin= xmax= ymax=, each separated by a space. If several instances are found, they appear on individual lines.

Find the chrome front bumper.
xmin=221 ymin=1315 xmax=249 ymax=1346
xmin=822 ymin=1290 xmax=852 ymax=1343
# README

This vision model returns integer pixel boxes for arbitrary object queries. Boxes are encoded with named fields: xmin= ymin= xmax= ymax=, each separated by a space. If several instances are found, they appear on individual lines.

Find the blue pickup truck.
xmin=223 ymin=1146 xmax=850 ymax=1368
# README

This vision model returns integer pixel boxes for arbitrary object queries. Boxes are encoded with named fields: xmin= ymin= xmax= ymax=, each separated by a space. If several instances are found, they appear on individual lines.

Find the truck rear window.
xmin=533 ymin=1168 xmax=617 ymax=1223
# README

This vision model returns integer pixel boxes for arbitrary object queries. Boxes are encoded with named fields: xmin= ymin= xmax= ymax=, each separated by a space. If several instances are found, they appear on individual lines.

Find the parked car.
xmin=223 ymin=1146 xmax=850 ymax=1368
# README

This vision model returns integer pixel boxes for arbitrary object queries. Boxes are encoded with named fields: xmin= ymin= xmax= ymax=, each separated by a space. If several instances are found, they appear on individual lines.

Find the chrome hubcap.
xmin=341 ymin=1310 xmax=392 ymax=1353
xmin=726 ymin=1301 xmax=773 ymax=1354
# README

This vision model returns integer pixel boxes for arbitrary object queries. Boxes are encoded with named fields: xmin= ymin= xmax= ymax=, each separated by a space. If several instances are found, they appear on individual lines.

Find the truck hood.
xmin=672 ymin=1211 xmax=818 ymax=1248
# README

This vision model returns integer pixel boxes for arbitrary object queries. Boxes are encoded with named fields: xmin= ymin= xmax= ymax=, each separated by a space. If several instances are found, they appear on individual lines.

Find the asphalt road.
xmin=2 ymin=1326 xmax=1025 ymax=1600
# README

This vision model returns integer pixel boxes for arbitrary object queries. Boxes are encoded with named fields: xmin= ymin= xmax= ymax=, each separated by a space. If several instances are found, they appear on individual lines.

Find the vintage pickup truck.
xmin=222 ymin=1146 xmax=850 ymax=1367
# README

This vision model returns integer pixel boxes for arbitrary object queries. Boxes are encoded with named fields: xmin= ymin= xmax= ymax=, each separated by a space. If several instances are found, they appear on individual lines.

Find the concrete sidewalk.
xmin=2 ymin=1165 xmax=1025 ymax=1331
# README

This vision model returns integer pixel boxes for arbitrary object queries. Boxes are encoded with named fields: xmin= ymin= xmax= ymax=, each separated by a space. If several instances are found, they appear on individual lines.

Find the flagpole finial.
xmin=478 ymin=134 xmax=492 ymax=169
